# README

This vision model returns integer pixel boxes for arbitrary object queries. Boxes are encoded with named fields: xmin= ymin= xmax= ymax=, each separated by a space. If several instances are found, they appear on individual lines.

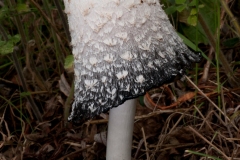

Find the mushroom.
xmin=63 ymin=0 xmax=201 ymax=159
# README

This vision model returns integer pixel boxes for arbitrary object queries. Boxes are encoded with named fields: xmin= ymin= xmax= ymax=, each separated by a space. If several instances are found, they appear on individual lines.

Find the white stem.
xmin=106 ymin=99 xmax=137 ymax=160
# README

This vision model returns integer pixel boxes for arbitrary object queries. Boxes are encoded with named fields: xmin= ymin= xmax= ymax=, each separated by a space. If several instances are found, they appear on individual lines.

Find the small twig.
xmin=141 ymin=127 xmax=150 ymax=160
xmin=192 ymin=105 xmax=214 ymax=132
xmin=208 ymin=80 xmax=240 ymax=98
xmin=185 ymin=76 xmax=238 ymax=131
xmin=198 ymin=13 xmax=240 ymax=87
xmin=58 ymin=145 xmax=92 ymax=160
xmin=219 ymin=0 xmax=240 ymax=36
xmin=29 ymin=0 xmax=60 ymax=38
xmin=12 ymin=48 xmax=43 ymax=122
xmin=25 ymin=40 xmax=47 ymax=91
xmin=151 ymin=109 xmax=191 ymax=158
xmin=188 ymin=126 xmax=229 ymax=159
xmin=0 ymin=24 xmax=43 ymax=122
xmin=200 ymin=47 xmax=214 ymax=83
xmin=64 ymin=82 xmax=74 ymax=127
xmin=133 ymin=139 xmax=145 ymax=159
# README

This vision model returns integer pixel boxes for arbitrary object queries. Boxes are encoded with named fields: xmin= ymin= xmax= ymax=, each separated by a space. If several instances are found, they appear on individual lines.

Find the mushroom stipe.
xmin=64 ymin=0 xmax=201 ymax=123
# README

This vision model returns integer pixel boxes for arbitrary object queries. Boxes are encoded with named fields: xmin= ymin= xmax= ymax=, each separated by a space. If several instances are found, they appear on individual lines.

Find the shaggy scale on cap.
xmin=63 ymin=0 xmax=201 ymax=122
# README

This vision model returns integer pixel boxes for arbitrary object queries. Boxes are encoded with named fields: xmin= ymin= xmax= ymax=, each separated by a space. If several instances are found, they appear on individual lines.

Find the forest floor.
xmin=0 ymin=0 xmax=240 ymax=159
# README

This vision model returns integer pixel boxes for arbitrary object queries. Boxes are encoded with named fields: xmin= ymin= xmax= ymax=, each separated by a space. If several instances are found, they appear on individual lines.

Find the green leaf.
xmin=176 ymin=0 xmax=186 ymax=5
xmin=176 ymin=4 xmax=187 ymax=12
xmin=190 ymin=8 xmax=197 ymax=15
xmin=199 ymin=0 xmax=219 ymax=34
xmin=0 ymin=41 xmax=14 ymax=55
xmin=20 ymin=92 xmax=31 ymax=97
xmin=164 ymin=5 xmax=177 ymax=15
xmin=223 ymin=38 xmax=240 ymax=47
xmin=0 ymin=6 xmax=9 ymax=22
xmin=180 ymin=22 xmax=208 ymax=45
xmin=189 ymin=0 xmax=197 ymax=6
xmin=138 ymin=96 xmax=145 ymax=106
xmin=199 ymin=4 xmax=205 ymax=8
xmin=177 ymin=32 xmax=200 ymax=51
xmin=16 ymin=3 xmax=30 ymax=13
xmin=64 ymin=55 xmax=74 ymax=70
xmin=11 ymin=34 xmax=21 ymax=43
xmin=0 ymin=34 xmax=21 ymax=55
xmin=187 ymin=8 xmax=198 ymax=26
xmin=187 ymin=15 xmax=197 ymax=26
xmin=179 ymin=0 xmax=218 ymax=45
xmin=178 ymin=32 xmax=211 ymax=65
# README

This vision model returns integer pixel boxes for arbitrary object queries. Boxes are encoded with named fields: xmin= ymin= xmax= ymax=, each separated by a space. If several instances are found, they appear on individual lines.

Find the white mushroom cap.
xmin=64 ymin=0 xmax=201 ymax=122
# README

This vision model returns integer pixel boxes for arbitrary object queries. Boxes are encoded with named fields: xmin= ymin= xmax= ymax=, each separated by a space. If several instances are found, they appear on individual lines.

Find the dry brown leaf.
xmin=59 ymin=74 xmax=71 ymax=97
xmin=43 ymin=97 xmax=57 ymax=118
xmin=25 ymin=133 xmax=46 ymax=142
xmin=94 ymin=131 xmax=107 ymax=145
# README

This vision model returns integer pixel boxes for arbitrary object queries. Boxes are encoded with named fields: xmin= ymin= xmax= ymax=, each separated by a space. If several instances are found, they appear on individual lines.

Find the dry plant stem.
xmin=141 ymin=127 xmax=150 ymax=160
xmin=0 ymin=24 xmax=8 ymax=41
xmin=208 ymin=80 xmax=240 ymax=98
xmin=29 ymin=0 xmax=62 ymax=40
xmin=8 ymin=0 xmax=27 ymax=47
xmin=106 ymin=99 xmax=136 ymax=160
xmin=32 ymin=29 xmax=49 ymax=79
xmin=133 ymin=134 xmax=156 ymax=159
xmin=26 ymin=41 xmax=47 ymax=91
xmin=185 ymin=76 xmax=238 ymax=131
xmin=53 ymin=0 xmax=71 ymax=42
xmin=42 ymin=0 xmax=64 ymax=66
xmin=64 ymin=83 xmax=74 ymax=127
xmin=0 ymin=24 xmax=42 ymax=122
xmin=30 ymin=0 xmax=55 ymax=30
xmin=151 ymin=110 xmax=189 ymax=159
xmin=220 ymin=0 xmax=240 ymax=36
xmin=58 ymin=145 xmax=92 ymax=159
xmin=12 ymin=48 xmax=43 ymax=122
xmin=221 ymin=88 xmax=235 ymax=150
xmin=198 ymin=13 xmax=239 ymax=87
xmin=192 ymin=105 xmax=214 ymax=132
xmin=200 ymin=47 xmax=214 ymax=83
xmin=188 ymin=126 xmax=229 ymax=159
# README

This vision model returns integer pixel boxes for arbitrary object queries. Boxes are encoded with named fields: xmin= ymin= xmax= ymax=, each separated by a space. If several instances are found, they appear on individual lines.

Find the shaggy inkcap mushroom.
xmin=64 ymin=0 xmax=201 ymax=122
